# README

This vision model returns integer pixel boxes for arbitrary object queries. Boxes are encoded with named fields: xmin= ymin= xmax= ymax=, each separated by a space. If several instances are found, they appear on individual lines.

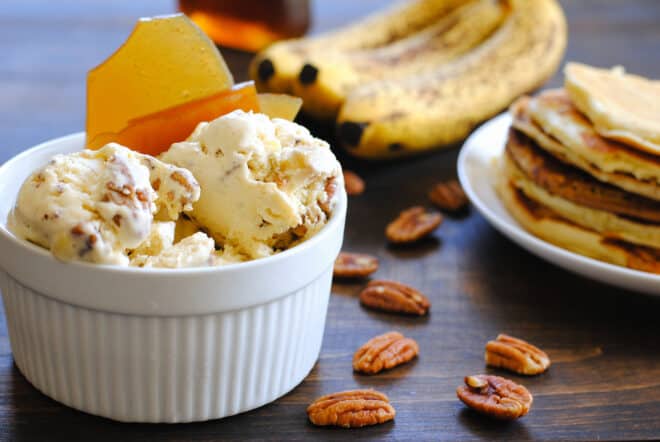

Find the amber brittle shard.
xmin=87 ymin=82 xmax=259 ymax=156
xmin=86 ymin=14 xmax=235 ymax=150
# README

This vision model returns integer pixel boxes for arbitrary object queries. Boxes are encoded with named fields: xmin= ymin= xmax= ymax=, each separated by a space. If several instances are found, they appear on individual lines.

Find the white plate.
xmin=457 ymin=113 xmax=660 ymax=296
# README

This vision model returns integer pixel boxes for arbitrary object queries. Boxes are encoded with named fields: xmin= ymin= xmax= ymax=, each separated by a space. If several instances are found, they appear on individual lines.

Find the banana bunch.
xmin=251 ymin=0 xmax=567 ymax=159
xmin=292 ymin=0 xmax=507 ymax=120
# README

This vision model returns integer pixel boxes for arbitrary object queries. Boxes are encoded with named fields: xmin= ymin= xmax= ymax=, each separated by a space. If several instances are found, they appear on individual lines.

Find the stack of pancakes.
xmin=498 ymin=62 xmax=660 ymax=273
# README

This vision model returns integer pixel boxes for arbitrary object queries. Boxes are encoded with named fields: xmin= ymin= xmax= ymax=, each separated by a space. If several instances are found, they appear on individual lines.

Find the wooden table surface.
xmin=1 ymin=1 xmax=660 ymax=440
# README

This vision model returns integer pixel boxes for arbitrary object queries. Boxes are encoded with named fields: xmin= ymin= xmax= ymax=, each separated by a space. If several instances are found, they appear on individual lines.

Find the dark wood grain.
xmin=1 ymin=1 xmax=660 ymax=440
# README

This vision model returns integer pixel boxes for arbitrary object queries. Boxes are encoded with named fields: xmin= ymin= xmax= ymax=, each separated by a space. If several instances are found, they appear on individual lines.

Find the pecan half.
xmin=334 ymin=252 xmax=379 ymax=278
xmin=307 ymin=389 xmax=396 ymax=428
xmin=428 ymin=179 xmax=469 ymax=211
xmin=485 ymin=334 xmax=550 ymax=375
xmin=343 ymin=170 xmax=365 ymax=196
xmin=457 ymin=375 xmax=533 ymax=420
xmin=359 ymin=280 xmax=430 ymax=315
xmin=353 ymin=331 xmax=419 ymax=374
xmin=385 ymin=206 xmax=442 ymax=243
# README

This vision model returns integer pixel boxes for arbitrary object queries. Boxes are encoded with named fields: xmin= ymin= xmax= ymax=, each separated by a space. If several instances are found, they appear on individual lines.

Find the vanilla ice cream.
xmin=8 ymin=143 xmax=200 ymax=265
xmin=129 ymin=221 xmax=176 ymax=258
xmin=131 ymin=232 xmax=217 ymax=268
xmin=160 ymin=110 xmax=343 ymax=259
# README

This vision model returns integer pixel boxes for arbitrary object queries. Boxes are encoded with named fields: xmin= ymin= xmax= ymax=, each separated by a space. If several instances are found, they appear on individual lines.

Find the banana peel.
xmin=249 ymin=0 xmax=467 ymax=99
xmin=337 ymin=0 xmax=567 ymax=159
xmin=251 ymin=0 xmax=567 ymax=159
xmin=293 ymin=0 xmax=507 ymax=120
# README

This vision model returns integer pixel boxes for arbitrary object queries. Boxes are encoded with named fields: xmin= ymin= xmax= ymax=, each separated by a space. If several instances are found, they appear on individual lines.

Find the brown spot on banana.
xmin=299 ymin=63 xmax=319 ymax=85
xmin=256 ymin=59 xmax=275 ymax=82
xmin=337 ymin=121 xmax=369 ymax=149
xmin=250 ymin=0 xmax=471 ymax=96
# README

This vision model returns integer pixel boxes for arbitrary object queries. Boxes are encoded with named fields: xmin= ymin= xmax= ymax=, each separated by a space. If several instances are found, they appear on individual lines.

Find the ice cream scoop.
xmin=8 ymin=143 xmax=200 ymax=265
xmin=160 ymin=110 xmax=342 ymax=259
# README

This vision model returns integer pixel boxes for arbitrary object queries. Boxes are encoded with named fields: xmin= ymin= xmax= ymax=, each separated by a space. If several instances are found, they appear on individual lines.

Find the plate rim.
xmin=457 ymin=113 xmax=660 ymax=296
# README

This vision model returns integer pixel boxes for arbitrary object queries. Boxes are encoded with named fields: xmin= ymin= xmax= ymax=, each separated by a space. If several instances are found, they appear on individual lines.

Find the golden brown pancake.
xmin=506 ymin=129 xmax=660 ymax=223
xmin=565 ymin=62 xmax=660 ymax=155
xmin=503 ymin=140 xmax=660 ymax=249
xmin=496 ymin=172 xmax=660 ymax=274
xmin=528 ymin=89 xmax=660 ymax=182
xmin=510 ymin=96 xmax=660 ymax=201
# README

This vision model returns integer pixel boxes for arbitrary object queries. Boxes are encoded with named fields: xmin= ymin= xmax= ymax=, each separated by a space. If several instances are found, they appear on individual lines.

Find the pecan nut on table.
xmin=343 ymin=170 xmax=365 ymax=196
xmin=359 ymin=280 xmax=431 ymax=316
xmin=353 ymin=331 xmax=419 ymax=375
xmin=485 ymin=334 xmax=551 ymax=375
xmin=307 ymin=389 xmax=396 ymax=428
xmin=457 ymin=375 xmax=534 ymax=420
xmin=333 ymin=252 xmax=379 ymax=278
xmin=385 ymin=206 xmax=443 ymax=243
xmin=428 ymin=179 xmax=469 ymax=212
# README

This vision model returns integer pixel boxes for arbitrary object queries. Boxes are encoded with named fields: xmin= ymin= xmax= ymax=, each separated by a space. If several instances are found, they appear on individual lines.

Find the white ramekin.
xmin=0 ymin=133 xmax=346 ymax=423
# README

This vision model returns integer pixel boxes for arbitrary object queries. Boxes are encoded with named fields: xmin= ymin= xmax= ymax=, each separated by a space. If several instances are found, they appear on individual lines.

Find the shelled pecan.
xmin=386 ymin=206 xmax=442 ymax=243
xmin=359 ymin=280 xmax=430 ymax=315
xmin=343 ymin=170 xmax=365 ymax=196
xmin=457 ymin=375 xmax=533 ymax=420
xmin=307 ymin=389 xmax=395 ymax=428
xmin=485 ymin=334 xmax=550 ymax=375
xmin=428 ymin=179 xmax=469 ymax=211
xmin=353 ymin=331 xmax=419 ymax=374
xmin=333 ymin=252 xmax=379 ymax=278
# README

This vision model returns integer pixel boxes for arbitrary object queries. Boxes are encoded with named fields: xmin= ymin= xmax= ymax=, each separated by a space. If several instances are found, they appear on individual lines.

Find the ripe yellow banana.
xmin=293 ymin=0 xmax=507 ymax=120
xmin=336 ymin=0 xmax=567 ymax=159
xmin=249 ymin=0 xmax=467 ymax=96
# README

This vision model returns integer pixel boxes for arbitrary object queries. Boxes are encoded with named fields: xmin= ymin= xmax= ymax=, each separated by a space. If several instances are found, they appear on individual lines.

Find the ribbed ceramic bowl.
xmin=0 ymin=133 xmax=346 ymax=423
